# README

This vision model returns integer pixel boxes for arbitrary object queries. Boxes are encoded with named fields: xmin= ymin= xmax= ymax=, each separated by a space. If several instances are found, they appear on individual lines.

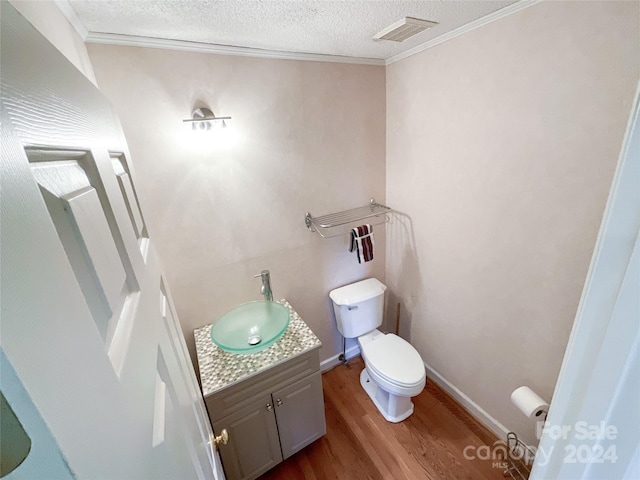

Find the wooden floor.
xmin=260 ymin=357 xmax=505 ymax=480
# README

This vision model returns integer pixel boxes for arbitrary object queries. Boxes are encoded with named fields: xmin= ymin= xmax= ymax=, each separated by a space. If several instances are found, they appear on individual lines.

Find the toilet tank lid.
xmin=329 ymin=278 xmax=387 ymax=305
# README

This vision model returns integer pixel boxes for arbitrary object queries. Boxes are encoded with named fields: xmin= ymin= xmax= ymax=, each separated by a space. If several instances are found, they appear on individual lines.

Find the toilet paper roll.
xmin=511 ymin=386 xmax=549 ymax=419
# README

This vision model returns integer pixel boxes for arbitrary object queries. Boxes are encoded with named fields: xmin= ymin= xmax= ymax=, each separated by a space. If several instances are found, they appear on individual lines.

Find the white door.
xmin=531 ymin=85 xmax=640 ymax=478
xmin=0 ymin=3 xmax=223 ymax=479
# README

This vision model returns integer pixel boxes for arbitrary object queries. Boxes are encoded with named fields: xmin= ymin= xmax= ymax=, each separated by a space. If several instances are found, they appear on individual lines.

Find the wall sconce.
xmin=183 ymin=107 xmax=231 ymax=131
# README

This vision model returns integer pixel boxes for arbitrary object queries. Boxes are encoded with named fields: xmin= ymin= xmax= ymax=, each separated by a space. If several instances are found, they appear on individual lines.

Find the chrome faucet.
xmin=254 ymin=270 xmax=273 ymax=301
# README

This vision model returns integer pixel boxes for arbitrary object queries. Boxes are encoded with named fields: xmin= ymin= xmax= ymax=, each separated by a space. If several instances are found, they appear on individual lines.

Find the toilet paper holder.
xmin=504 ymin=386 xmax=547 ymax=479
xmin=511 ymin=386 xmax=549 ymax=420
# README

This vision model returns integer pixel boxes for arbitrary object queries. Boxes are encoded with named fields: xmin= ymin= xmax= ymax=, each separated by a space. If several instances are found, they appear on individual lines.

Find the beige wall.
xmin=10 ymin=0 xmax=96 ymax=84
xmin=386 ymin=0 xmax=639 ymax=445
xmin=87 ymin=44 xmax=386 ymax=367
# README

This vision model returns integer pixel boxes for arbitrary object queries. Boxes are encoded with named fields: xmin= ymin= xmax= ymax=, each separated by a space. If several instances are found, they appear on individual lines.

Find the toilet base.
xmin=360 ymin=369 xmax=414 ymax=423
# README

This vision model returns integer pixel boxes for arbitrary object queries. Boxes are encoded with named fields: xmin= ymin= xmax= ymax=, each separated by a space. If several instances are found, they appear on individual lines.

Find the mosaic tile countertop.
xmin=194 ymin=300 xmax=322 ymax=397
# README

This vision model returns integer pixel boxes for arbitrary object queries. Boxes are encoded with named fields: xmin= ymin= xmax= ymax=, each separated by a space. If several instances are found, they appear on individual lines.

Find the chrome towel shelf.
xmin=305 ymin=198 xmax=392 ymax=238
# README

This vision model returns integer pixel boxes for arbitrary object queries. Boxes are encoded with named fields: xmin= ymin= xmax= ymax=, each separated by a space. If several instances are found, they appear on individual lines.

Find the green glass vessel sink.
xmin=210 ymin=301 xmax=290 ymax=354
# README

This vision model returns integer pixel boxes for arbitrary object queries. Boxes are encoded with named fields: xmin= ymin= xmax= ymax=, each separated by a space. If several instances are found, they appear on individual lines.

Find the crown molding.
xmin=56 ymin=0 xmax=540 ymax=67
xmin=385 ymin=0 xmax=542 ymax=65
xmin=85 ymin=32 xmax=386 ymax=66
xmin=53 ymin=0 xmax=88 ymax=40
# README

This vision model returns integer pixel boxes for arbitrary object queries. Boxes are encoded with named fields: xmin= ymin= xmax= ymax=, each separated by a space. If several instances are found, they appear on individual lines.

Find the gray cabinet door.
xmin=215 ymin=394 xmax=282 ymax=480
xmin=273 ymin=372 xmax=326 ymax=459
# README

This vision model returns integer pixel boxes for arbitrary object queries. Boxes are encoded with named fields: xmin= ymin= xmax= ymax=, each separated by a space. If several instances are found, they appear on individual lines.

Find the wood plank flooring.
xmin=260 ymin=357 xmax=506 ymax=480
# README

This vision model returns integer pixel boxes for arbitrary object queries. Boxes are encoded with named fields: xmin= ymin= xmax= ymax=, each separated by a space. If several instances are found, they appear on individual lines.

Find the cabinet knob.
xmin=210 ymin=429 xmax=229 ymax=449
xmin=266 ymin=403 xmax=273 ymax=412
xmin=276 ymin=398 xmax=283 ymax=407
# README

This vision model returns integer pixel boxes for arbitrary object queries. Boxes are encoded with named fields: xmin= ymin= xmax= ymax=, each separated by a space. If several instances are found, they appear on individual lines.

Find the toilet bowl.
xmin=357 ymin=330 xmax=426 ymax=422
xmin=329 ymin=278 xmax=426 ymax=423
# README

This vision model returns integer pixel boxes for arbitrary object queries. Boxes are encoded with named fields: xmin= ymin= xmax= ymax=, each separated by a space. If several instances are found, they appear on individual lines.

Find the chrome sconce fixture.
xmin=183 ymin=107 xmax=231 ymax=130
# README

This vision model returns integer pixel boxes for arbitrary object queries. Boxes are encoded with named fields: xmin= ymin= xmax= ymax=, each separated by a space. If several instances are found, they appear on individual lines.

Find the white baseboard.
xmin=320 ymin=345 xmax=361 ymax=372
xmin=424 ymin=360 xmax=510 ymax=441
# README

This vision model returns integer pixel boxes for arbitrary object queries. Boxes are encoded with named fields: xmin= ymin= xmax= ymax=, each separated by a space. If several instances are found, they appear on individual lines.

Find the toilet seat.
xmin=360 ymin=334 xmax=426 ymax=395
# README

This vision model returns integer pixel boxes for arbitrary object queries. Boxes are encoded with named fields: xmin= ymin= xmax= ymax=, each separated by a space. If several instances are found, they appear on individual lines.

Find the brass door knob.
xmin=211 ymin=429 xmax=229 ymax=448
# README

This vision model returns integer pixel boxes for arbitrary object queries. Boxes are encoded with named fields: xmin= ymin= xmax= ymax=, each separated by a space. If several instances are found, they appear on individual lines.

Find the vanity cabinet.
xmin=203 ymin=348 xmax=326 ymax=480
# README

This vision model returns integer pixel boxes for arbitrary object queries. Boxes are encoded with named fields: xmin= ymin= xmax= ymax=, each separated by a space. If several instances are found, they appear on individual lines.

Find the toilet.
xmin=330 ymin=278 xmax=426 ymax=423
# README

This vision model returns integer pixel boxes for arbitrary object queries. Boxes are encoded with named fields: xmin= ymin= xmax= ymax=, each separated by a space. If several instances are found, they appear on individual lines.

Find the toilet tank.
xmin=329 ymin=278 xmax=387 ymax=338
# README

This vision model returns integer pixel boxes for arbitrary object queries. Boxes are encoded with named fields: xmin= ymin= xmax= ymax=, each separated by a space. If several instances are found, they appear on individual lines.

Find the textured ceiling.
xmin=68 ymin=0 xmax=519 ymax=60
